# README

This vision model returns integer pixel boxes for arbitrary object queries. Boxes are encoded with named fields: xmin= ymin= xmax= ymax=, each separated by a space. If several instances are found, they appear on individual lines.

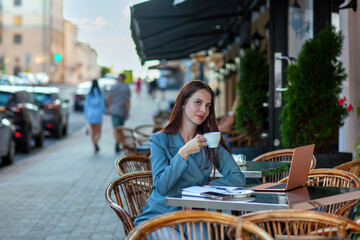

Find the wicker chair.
xmin=118 ymin=127 xmax=150 ymax=156
xmin=134 ymin=124 xmax=157 ymax=145
xmin=252 ymin=149 xmax=317 ymax=183
xmin=221 ymin=129 xmax=253 ymax=147
xmin=354 ymin=216 xmax=360 ymax=225
xmin=335 ymin=159 xmax=360 ymax=177
xmin=279 ymin=168 xmax=360 ymax=217
xmin=153 ymin=112 xmax=171 ymax=129
xmin=115 ymin=155 xmax=151 ymax=175
xmin=242 ymin=209 xmax=360 ymax=239
xmin=127 ymin=210 xmax=274 ymax=240
xmin=105 ymin=171 xmax=153 ymax=236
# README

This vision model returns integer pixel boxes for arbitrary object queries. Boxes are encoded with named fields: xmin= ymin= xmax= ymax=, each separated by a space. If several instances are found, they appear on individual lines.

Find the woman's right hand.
xmin=178 ymin=134 xmax=207 ymax=161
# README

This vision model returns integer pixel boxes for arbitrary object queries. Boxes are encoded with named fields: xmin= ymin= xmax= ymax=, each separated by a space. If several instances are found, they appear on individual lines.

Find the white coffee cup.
xmin=204 ymin=132 xmax=221 ymax=148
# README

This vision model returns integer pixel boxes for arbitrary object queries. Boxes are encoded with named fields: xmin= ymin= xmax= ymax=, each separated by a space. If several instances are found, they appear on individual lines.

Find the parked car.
xmin=15 ymin=73 xmax=33 ymax=86
xmin=73 ymin=77 xmax=116 ymax=111
xmin=27 ymin=86 xmax=69 ymax=138
xmin=0 ymin=108 xmax=16 ymax=164
xmin=0 ymin=75 xmax=19 ymax=85
xmin=0 ymin=85 xmax=44 ymax=153
xmin=17 ymin=72 xmax=39 ymax=85
xmin=73 ymin=81 xmax=91 ymax=111
xmin=35 ymin=72 xmax=50 ymax=86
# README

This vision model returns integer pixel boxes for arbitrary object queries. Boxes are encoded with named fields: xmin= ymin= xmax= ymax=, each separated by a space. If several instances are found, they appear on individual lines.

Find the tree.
xmin=235 ymin=49 xmax=269 ymax=145
xmin=100 ymin=66 xmax=113 ymax=77
xmin=280 ymin=24 xmax=347 ymax=153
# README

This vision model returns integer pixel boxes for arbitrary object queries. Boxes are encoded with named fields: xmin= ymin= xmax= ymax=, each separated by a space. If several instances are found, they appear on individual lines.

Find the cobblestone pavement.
xmin=0 ymin=87 xmax=179 ymax=240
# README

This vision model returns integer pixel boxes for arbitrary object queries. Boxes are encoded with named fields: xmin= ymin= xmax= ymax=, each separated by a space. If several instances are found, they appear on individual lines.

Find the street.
xmin=3 ymin=84 xmax=87 ymax=167
xmin=0 ymin=85 xmax=178 ymax=240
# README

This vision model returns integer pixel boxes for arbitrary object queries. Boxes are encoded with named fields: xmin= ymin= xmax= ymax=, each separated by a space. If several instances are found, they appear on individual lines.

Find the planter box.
xmin=314 ymin=152 xmax=353 ymax=169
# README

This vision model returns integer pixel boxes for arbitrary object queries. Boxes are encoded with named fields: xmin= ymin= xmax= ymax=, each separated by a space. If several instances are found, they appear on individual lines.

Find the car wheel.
xmin=54 ymin=122 xmax=63 ymax=138
xmin=2 ymin=137 xmax=15 ymax=164
xmin=35 ymin=127 xmax=44 ymax=147
xmin=62 ymin=123 xmax=68 ymax=136
xmin=21 ymin=128 xmax=31 ymax=153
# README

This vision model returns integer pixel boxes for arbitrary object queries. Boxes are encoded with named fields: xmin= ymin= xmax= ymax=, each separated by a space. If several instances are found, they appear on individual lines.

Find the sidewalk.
xmin=0 ymin=87 xmax=179 ymax=240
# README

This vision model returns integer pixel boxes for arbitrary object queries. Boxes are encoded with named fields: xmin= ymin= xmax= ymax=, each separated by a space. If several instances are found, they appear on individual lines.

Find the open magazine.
xmin=182 ymin=185 xmax=254 ymax=198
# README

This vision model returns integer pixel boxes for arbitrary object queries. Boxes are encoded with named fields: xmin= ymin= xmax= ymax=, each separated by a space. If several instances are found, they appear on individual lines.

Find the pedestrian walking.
xmin=156 ymin=76 xmax=167 ymax=99
xmin=84 ymin=79 xmax=105 ymax=153
xmin=135 ymin=77 xmax=142 ymax=95
xmin=149 ymin=78 xmax=157 ymax=99
xmin=107 ymin=73 xmax=131 ymax=153
xmin=133 ymin=80 xmax=245 ymax=237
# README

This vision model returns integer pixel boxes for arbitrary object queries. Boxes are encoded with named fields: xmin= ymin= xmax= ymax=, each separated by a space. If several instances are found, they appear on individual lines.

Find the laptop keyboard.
xmin=266 ymin=183 xmax=287 ymax=189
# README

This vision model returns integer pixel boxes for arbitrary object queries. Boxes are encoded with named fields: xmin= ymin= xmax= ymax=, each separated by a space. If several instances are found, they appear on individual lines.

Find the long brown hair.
xmin=162 ymin=80 xmax=231 ymax=168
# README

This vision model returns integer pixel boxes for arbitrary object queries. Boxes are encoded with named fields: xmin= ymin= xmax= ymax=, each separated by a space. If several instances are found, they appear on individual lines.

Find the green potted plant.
xmin=279 ymin=24 xmax=350 ymax=167
xmin=233 ymin=48 xmax=269 ymax=159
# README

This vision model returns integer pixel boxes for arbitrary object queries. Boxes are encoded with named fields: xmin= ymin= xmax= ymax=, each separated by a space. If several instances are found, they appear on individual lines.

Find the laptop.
xmin=285 ymin=186 xmax=310 ymax=207
xmin=251 ymin=144 xmax=315 ymax=192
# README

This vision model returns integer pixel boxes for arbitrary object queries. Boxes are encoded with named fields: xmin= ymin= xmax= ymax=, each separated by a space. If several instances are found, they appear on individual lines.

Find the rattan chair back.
xmin=335 ymin=159 xmax=360 ymax=177
xmin=105 ymin=171 xmax=153 ymax=236
xmin=127 ymin=210 xmax=274 ymax=240
xmin=252 ymin=149 xmax=317 ymax=183
xmin=279 ymin=168 xmax=360 ymax=217
xmin=115 ymin=155 xmax=151 ymax=175
xmin=242 ymin=209 xmax=360 ymax=239
xmin=119 ymin=127 xmax=150 ymax=156
xmin=134 ymin=124 xmax=157 ymax=138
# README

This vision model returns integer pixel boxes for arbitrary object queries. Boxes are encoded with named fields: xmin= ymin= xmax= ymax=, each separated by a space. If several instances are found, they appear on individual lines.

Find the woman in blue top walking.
xmin=84 ymin=79 xmax=105 ymax=153
xmin=134 ymin=80 xmax=245 ymax=238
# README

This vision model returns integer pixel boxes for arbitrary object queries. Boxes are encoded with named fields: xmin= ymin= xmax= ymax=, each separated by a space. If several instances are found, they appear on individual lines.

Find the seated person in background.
xmin=218 ymin=97 xmax=238 ymax=133
xmin=218 ymin=98 xmax=237 ymax=148
xmin=217 ymin=98 xmax=253 ymax=148
xmin=218 ymin=110 xmax=235 ymax=132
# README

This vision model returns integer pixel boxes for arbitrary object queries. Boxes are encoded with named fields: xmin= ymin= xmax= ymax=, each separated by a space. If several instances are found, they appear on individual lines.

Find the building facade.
xmin=63 ymin=20 xmax=100 ymax=85
xmin=0 ymin=0 xmax=64 ymax=82
xmin=0 ymin=0 xmax=99 ymax=84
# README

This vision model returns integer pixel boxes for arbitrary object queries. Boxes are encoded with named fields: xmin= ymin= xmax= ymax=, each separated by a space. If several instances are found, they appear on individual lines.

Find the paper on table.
xmin=182 ymin=185 xmax=254 ymax=198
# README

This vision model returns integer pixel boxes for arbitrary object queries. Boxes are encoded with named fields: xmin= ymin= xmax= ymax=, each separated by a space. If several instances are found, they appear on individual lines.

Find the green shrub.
xmin=235 ymin=49 xmax=269 ymax=145
xmin=280 ymin=24 xmax=347 ymax=153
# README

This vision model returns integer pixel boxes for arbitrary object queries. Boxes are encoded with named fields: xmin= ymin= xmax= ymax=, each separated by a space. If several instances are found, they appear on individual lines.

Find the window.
xmin=14 ymin=34 xmax=22 ymax=44
xmin=14 ymin=0 xmax=21 ymax=6
xmin=13 ymin=16 xmax=22 ymax=26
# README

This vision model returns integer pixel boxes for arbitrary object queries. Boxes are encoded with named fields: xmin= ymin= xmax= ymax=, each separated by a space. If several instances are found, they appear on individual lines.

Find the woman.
xmin=84 ymin=79 xmax=105 ymax=153
xmin=134 ymin=80 xmax=245 ymax=237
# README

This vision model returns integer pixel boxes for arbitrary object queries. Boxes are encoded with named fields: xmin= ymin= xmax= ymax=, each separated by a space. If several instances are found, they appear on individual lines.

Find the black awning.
xmin=148 ymin=63 xmax=178 ymax=71
xmin=131 ymin=0 xmax=265 ymax=64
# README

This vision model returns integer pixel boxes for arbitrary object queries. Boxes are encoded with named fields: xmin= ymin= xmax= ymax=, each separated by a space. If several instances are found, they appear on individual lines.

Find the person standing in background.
xmin=135 ymin=77 xmax=142 ymax=95
xmin=84 ymin=79 xmax=105 ymax=154
xmin=107 ymin=73 xmax=131 ymax=153
xmin=156 ymin=76 xmax=167 ymax=99
xmin=149 ymin=78 xmax=157 ymax=99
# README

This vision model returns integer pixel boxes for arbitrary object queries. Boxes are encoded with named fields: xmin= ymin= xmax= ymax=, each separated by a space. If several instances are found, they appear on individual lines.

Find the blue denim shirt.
xmin=134 ymin=132 xmax=245 ymax=226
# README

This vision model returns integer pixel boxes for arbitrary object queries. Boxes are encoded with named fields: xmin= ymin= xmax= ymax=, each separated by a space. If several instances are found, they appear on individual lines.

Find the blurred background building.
xmin=0 ymin=0 xmax=100 ymax=84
